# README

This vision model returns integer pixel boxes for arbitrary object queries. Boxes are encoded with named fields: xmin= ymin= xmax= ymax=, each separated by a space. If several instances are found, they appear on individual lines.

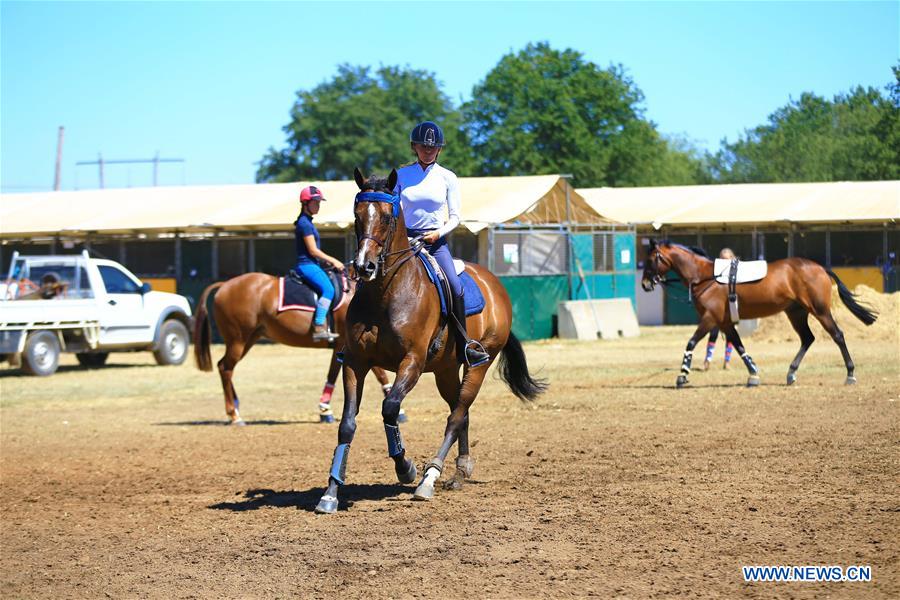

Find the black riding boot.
xmin=452 ymin=292 xmax=489 ymax=367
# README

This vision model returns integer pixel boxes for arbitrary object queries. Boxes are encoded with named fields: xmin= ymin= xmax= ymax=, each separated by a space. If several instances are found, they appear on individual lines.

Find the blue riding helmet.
xmin=410 ymin=121 xmax=445 ymax=147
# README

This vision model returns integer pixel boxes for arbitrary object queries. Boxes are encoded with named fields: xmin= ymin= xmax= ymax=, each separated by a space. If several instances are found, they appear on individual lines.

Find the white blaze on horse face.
xmin=356 ymin=202 xmax=381 ymax=280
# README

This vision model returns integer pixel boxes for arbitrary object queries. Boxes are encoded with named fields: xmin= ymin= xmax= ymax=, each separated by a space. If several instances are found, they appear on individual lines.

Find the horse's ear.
xmin=387 ymin=168 xmax=398 ymax=193
xmin=353 ymin=167 xmax=365 ymax=190
xmin=648 ymin=239 xmax=657 ymax=249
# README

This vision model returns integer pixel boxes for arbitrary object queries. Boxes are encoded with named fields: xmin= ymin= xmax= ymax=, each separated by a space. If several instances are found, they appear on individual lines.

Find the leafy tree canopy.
xmin=256 ymin=64 xmax=473 ymax=182
xmin=461 ymin=42 xmax=706 ymax=187
xmin=710 ymin=66 xmax=900 ymax=183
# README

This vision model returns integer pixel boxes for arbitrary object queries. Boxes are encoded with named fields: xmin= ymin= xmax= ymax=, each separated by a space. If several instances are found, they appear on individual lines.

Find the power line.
xmin=75 ymin=152 xmax=186 ymax=188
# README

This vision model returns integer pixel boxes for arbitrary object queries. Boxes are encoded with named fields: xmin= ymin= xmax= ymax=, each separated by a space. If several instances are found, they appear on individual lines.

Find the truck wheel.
xmin=153 ymin=320 xmax=189 ymax=366
xmin=22 ymin=331 xmax=61 ymax=376
xmin=76 ymin=352 xmax=109 ymax=368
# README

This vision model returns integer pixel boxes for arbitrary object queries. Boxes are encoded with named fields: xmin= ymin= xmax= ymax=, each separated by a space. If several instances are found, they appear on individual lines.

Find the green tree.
xmin=639 ymin=134 xmax=713 ymax=186
xmin=461 ymin=42 xmax=706 ymax=187
xmin=257 ymin=65 xmax=474 ymax=182
xmin=710 ymin=68 xmax=900 ymax=182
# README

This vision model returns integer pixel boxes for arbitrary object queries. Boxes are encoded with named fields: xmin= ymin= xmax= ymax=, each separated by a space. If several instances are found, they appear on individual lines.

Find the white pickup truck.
xmin=0 ymin=251 xmax=193 ymax=376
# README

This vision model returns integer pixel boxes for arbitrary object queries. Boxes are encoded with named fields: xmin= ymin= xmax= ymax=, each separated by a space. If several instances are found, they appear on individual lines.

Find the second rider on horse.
xmin=294 ymin=185 xmax=345 ymax=342
xmin=394 ymin=120 xmax=490 ymax=367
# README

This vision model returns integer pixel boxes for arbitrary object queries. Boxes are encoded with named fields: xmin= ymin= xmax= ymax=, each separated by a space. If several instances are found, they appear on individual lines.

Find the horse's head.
xmin=641 ymin=239 xmax=673 ymax=292
xmin=352 ymin=167 xmax=399 ymax=281
xmin=642 ymin=240 xmax=711 ymax=291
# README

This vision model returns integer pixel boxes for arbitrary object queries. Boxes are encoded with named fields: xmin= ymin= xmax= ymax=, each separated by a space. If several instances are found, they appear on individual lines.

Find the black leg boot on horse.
xmin=452 ymin=292 xmax=489 ymax=367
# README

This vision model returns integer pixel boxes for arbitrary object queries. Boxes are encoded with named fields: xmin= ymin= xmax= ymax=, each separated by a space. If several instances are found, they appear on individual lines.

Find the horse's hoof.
xmin=396 ymin=459 xmax=417 ymax=484
xmin=319 ymin=413 xmax=335 ymax=424
xmin=676 ymin=375 xmax=688 ymax=389
xmin=442 ymin=477 xmax=463 ymax=491
xmin=413 ymin=481 xmax=434 ymax=501
xmin=786 ymin=372 xmax=797 ymax=386
xmin=747 ymin=375 xmax=760 ymax=387
xmin=456 ymin=455 xmax=476 ymax=479
xmin=845 ymin=376 xmax=857 ymax=385
xmin=229 ymin=419 xmax=246 ymax=427
xmin=314 ymin=495 xmax=339 ymax=514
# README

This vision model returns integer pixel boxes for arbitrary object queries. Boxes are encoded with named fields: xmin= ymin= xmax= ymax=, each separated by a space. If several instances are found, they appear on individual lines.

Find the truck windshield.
xmin=98 ymin=265 xmax=141 ymax=294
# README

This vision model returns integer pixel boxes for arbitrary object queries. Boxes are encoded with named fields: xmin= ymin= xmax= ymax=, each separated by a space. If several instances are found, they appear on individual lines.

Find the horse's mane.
xmin=360 ymin=173 xmax=392 ymax=193
xmin=659 ymin=239 xmax=710 ymax=259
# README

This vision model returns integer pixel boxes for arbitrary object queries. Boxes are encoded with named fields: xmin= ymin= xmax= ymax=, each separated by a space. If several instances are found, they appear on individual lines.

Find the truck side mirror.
xmin=140 ymin=282 xmax=152 ymax=294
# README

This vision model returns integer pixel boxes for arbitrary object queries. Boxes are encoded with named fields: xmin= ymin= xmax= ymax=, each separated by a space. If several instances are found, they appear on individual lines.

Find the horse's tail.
xmin=193 ymin=281 xmax=226 ymax=372
xmin=826 ymin=270 xmax=878 ymax=325
xmin=498 ymin=331 xmax=548 ymax=402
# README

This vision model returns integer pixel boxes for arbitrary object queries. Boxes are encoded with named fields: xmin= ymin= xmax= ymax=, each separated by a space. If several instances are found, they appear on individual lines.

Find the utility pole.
xmin=53 ymin=126 xmax=65 ymax=191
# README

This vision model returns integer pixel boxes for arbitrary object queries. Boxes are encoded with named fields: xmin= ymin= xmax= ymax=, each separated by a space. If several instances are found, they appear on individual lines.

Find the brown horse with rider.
xmin=314 ymin=169 xmax=546 ymax=514
xmin=193 ymin=270 xmax=392 ymax=424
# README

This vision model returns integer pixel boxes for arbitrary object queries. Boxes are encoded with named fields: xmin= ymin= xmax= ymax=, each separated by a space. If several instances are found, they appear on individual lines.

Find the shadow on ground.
xmin=208 ymin=484 xmax=414 ymax=513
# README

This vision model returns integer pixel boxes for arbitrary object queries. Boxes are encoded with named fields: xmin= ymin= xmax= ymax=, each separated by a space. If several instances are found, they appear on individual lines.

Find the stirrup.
xmin=312 ymin=327 xmax=339 ymax=342
xmin=463 ymin=340 xmax=490 ymax=367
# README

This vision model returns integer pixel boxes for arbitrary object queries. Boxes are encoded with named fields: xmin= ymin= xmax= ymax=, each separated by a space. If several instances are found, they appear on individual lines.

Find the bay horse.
xmin=314 ymin=168 xmax=547 ymax=514
xmin=641 ymin=239 xmax=877 ymax=388
xmin=193 ymin=272 xmax=392 ymax=425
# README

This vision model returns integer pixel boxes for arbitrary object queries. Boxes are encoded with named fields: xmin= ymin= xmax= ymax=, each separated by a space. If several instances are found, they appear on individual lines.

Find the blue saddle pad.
xmin=415 ymin=254 xmax=485 ymax=317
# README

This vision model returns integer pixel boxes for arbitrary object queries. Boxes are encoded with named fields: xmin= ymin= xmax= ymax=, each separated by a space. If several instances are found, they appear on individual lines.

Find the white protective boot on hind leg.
xmin=414 ymin=460 xmax=443 ymax=501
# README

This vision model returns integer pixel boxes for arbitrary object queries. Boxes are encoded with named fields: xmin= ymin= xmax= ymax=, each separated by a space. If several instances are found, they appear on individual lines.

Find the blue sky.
xmin=1 ymin=1 xmax=897 ymax=192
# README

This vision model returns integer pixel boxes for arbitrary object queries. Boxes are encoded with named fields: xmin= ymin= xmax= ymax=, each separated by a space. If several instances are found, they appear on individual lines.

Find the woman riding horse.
xmin=641 ymin=239 xmax=877 ymax=388
xmin=394 ymin=120 xmax=489 ymax=366
xmin=314 ymin=168 xmax=546 ymax=514
xmin=193 ymin=186 xmax=395 ymax=424
xmin=294 ymin=185 xmax=345 ymax=342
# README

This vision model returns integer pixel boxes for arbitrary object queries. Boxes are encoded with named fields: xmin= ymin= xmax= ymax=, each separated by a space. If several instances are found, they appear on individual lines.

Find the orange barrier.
xmin=829 ymin=267 xmax=883 ymax=293
xmin=142 ymin=277 xmax=178 ymax=294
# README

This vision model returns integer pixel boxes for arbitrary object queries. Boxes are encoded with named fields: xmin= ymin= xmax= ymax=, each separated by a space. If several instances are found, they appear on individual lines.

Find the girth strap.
xmin=728 ymin=258 xmax=740 ymax=323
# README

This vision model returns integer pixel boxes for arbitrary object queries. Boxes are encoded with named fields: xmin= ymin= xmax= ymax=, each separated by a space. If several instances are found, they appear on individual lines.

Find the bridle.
xmin=645 ymin=247 xmax=676 ymax=289
xmin=646 ymin=245 xmax=717 ymax=300
xmin=353 ymin=191 xmax=424 ymax=278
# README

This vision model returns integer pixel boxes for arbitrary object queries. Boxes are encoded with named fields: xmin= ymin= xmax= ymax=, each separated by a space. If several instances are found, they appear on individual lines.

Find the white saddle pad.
xmin=714 ymin=259 xmax=767 ymax=284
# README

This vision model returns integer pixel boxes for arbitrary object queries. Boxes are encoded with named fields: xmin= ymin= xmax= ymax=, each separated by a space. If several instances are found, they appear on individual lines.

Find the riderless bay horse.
xmin=641 ymin=240 xmax=877 ymax=388
xmin=193 ymin=273 xmax=392 ymax=425
xmin=314 ymin=168 xmax=547 ymax=514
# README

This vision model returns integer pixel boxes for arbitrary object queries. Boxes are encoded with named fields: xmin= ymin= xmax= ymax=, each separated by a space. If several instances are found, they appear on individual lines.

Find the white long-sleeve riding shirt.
xmin=394 ymin=162 xmax=461 ymax=238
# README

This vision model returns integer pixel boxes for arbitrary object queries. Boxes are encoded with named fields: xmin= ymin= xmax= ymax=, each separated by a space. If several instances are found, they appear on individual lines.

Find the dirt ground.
xmin=1 ymin=320 xmax=898 ymax=598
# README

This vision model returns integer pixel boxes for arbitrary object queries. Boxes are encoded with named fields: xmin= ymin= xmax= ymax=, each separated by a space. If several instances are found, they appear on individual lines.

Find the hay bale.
xmin=754 ymin=285 xmax=899 ymax=344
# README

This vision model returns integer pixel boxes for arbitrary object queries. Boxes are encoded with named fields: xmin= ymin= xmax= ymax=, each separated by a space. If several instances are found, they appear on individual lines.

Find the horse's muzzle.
xmin=356 ymin=259 xmax=378 ymax=281
xmin=641 ymin=277 xmax=656 ymax=292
